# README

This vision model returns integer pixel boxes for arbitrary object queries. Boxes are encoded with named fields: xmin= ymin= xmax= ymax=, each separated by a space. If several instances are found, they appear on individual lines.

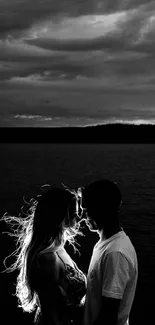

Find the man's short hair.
xmin=82 ymin=179 xmax=122 ymax=213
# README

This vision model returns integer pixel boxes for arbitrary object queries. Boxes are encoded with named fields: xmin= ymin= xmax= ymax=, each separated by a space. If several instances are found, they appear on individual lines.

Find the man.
xmin=82 ymin=179 xmax=138 ymax=325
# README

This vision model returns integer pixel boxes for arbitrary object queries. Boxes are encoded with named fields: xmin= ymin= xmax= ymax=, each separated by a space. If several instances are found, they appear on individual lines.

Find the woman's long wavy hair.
xmin=1 ymin=184 xmax=83 ymax=322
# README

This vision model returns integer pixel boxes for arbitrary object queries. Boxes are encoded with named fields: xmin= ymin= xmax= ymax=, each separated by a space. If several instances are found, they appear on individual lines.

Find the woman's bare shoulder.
xmin=37 ymin=251 xmax=59 ymax=275
xmin=34 ymin=251 xmax=63 ymax=291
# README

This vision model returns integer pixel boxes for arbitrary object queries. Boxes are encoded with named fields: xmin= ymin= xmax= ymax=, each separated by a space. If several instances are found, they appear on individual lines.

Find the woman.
xmin=1 ymin=185 xmax=86 ymax=325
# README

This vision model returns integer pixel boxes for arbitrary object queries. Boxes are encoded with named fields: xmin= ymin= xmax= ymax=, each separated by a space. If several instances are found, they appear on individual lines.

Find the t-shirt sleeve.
xmin=102 ymin=251 xmax=130 ymax=299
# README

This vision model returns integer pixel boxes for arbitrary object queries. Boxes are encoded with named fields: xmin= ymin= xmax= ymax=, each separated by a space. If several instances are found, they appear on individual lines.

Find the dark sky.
xmin=1 ymin=0 xmax=155 ymax=126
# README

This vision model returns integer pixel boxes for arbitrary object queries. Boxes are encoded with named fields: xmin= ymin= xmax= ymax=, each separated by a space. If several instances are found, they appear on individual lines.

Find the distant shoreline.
xmin=1 ymin=124 xmax=155 ymax=143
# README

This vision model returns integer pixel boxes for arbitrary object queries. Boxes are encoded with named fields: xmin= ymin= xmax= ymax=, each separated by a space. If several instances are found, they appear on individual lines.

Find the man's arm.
xmin=93 ymin=251 xmax=129 ymax=325
xmin=93 ymin=296 xmax=121 ymax=325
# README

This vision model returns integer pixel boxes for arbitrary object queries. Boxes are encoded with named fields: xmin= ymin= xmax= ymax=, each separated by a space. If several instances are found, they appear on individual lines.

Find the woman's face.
xmin=64 ymin=197 xmax=82 ymax=228
xmin=70 ymin=198 xmax=83 ymax=226
xmin=77 ymin=197 xmax=83 ymax=219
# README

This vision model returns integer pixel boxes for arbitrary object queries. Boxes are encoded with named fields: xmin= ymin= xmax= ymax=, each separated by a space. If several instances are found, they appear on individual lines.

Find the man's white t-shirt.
xmin=83 ymin=229 xmax=138 ymax=325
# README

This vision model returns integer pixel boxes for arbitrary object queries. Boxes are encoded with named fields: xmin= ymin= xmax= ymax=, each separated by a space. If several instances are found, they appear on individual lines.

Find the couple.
xmin=2 ymin=179 xmax=138 ymax=325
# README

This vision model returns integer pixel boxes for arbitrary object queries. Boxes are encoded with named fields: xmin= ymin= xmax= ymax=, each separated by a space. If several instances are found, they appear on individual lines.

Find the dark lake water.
xmin=0 ymin=143 xmax=155 ymax=324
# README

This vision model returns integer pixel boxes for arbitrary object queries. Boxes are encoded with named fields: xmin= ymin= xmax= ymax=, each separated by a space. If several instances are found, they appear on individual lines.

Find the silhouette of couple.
xmin=2 ymin=179 xmax=138 ymax=325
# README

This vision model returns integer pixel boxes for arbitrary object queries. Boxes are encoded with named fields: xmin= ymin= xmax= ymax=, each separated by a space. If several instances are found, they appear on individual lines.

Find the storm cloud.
xmin=1 ymin=0 xmax=155 ymax=126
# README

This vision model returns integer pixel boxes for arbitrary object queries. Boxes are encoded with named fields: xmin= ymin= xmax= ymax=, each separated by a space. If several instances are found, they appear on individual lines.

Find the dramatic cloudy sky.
xmin=1 ymin=0 xmax=155 ymax=126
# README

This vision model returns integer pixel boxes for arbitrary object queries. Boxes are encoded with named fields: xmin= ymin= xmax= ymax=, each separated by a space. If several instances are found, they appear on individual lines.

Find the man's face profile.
xmin=86 ymin=217 xmax=98 ymax=232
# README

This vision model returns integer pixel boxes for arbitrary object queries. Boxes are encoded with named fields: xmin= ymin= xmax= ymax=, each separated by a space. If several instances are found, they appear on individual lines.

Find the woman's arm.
xmin=37 ymin=252 xmax=66 ymax=325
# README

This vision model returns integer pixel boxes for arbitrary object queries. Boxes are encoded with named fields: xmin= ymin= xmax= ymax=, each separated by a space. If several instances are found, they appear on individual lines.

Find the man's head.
xmin=82 ymin=179 xmax=122 ymax=234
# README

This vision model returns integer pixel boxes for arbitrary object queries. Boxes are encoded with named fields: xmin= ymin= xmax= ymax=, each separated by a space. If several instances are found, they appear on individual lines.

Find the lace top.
xmin=56 ymin=251 xmax=87 ymax=308
xmin=31 ymin=250 xmax=87 ymax=325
